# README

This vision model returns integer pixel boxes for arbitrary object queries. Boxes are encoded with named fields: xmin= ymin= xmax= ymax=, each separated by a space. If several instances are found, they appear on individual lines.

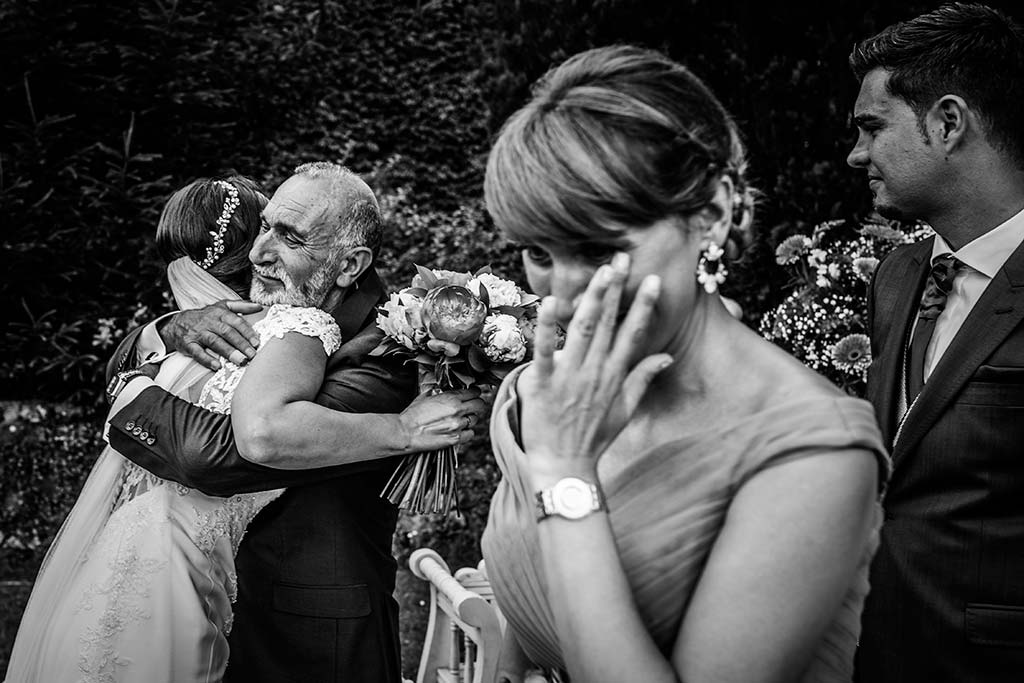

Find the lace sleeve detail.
xmin=256 ymin=304 xmax=342 ymax=356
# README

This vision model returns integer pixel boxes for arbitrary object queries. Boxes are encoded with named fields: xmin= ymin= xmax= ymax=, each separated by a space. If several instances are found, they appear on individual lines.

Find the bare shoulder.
xmin=732 ymin=335 xmax=882 ymax=489
xmin=729 ymin=328 xmax=846 ymax=413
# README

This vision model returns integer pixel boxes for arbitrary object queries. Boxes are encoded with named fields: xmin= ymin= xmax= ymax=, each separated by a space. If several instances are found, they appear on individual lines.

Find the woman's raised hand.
xmin=519 ymin=253 xmax=672 ymax=484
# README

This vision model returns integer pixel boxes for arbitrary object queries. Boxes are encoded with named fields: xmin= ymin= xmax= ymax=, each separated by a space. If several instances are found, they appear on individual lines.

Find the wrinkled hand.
xmin=399 ymin=387 xmax=487 ymax=452
xmin=426 ymin=338 xmax=461 ymax=357
xmin=161 ymin=300 xmax=263 ymax=370
xmin=519 ymin=253 xmax=671 ymax=485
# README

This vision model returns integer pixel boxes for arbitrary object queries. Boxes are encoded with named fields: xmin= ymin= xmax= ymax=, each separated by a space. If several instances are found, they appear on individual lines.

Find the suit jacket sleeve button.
xmin=147 ymin=437 xmax=156 ymax=445
xmin=126 ymin=421 xmax=135 ymax=430
xmin=132 ymin=426 xmax=143 ymax=436
xmin=139 ymin=431 xmax=149 ymax=440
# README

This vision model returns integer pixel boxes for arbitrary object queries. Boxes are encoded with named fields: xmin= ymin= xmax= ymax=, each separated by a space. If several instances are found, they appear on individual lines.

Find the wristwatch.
xmin=535 ymin=477 xmax=606 ymax=522
xmin=105 ymin=369 xmax=149 ymax=404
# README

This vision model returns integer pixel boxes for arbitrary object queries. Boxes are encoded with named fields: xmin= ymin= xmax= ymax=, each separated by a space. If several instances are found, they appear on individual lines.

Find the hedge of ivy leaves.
xmin=6 ymin=0 xmax=1022 ymax=401
xmin=0 ymin=0 xmax=516 ymax=404
xmin=0 ymin=404 xmax=101 ymax=577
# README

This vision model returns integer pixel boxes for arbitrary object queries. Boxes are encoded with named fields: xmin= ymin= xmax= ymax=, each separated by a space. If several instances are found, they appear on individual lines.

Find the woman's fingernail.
xmin=644 ymin=275 xmax=661 ymax=295
xmin=612 ymin=252 xmax=630 ymax=272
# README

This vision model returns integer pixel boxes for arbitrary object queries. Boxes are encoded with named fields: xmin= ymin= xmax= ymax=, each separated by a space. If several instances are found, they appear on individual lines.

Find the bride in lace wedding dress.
xmin=5 ymin=178 xmax=332 ymax=683
xmin=5 ymin=176 xmax=475 ymax=682
xmin=33 ymin=301 xmax=339 ymax=683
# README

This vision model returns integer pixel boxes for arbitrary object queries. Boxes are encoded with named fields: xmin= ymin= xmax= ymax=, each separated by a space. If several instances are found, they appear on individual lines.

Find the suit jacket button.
xmin=139 ymin=431 xmax=149 ymax=440
xmin=132 ymin=426 xmax=143 ymax=436
xmin=147 ymin=437 xmax=156 ymax=445
xmin=126 ymin=421 xmax=136 ymax=430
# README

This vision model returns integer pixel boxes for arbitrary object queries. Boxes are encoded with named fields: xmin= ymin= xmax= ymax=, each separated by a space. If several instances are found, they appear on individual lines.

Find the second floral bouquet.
xmin=374 ymin=265 xmax=540 ymax=513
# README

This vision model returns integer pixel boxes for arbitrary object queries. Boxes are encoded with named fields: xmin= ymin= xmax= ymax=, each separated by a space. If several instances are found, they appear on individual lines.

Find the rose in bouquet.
xmin=374 ymin=265 xmax=541 ymax=513
xmin=760 ymin=217 xmax=932 ymax=396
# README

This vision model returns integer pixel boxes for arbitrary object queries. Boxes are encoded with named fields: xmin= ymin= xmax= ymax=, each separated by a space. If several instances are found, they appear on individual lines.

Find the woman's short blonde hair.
xmin=484 ymin=44 xmax=754 ymax=247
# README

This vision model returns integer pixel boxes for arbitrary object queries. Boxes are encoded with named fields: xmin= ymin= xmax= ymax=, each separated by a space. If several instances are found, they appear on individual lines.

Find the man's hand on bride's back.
xmin=161 ymin=300 xmax=263 ymax=371
xmin=399 ymin=388 xmax=487 ymax=452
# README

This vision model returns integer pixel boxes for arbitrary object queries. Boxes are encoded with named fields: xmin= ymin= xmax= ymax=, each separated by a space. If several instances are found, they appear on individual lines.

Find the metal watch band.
xmin=106 ymin=368 xmax=149 ymax=404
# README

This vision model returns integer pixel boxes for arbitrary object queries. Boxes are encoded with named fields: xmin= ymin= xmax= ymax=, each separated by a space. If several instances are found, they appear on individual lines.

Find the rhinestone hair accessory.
xmin=196 ymin=180 xmax=241 ymax=270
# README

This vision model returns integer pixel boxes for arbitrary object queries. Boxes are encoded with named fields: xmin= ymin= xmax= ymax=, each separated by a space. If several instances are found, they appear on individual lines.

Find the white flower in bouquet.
xmin=374 ymin=263 xmax=541 ymax=514
xmin=412 ymin=268 xmax=472 ymax=288
xmin=775 ymin=235 xmax=812 ymax=265
xmin=467 ymin=272 xmax=523 ymax=308
xmin=481 ymin=313 xmax=528 ymax=363
xmin=808 ymin=248 xmax=828 ymax=268
xmin=830 ymin=333 xmax=872 ymax=375
xmin=859 ymin=223 xmax=907 ymax=243
xmin=762 ymin=217 xmax=932 ymax=397
xmin=852 ymin=256 xmax=880 ymax=282
xmin=377 ymin=288 xmax=428 ymax=351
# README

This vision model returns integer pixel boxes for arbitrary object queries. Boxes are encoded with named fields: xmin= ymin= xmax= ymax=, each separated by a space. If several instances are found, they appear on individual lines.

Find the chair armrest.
xmin=410 ymin=548 xmax=507 ymax=683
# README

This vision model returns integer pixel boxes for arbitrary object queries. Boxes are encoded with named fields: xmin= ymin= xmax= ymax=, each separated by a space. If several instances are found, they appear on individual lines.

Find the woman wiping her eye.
xmin=480 ymin=45 xmax=889 ymax=683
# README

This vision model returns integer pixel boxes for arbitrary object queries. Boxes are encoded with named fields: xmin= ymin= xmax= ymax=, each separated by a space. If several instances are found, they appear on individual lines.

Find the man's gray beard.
xmin=250 ymin=262 xmax=337 ymax=310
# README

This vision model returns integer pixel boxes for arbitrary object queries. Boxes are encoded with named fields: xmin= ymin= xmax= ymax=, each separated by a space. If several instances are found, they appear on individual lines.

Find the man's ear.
xmin=333 ymin=246 xmax=374 ymax=289
xmin=928 ymin=94 xmax=969 ymax=151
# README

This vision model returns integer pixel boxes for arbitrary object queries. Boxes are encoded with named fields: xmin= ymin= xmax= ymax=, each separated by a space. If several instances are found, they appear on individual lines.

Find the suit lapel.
xmin=869 ymin=240 xmax=933 ymax=444
xmin=893 ymin=238 xmax=1024 ymax=461
xmin=331 ymin=267 xmax=387 ymax=342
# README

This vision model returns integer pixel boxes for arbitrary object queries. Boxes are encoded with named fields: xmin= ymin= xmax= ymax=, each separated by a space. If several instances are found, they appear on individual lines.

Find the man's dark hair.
xmin=156 ymin=175 xmax=267 ymax=298
xmin=850 ymin=2 xmax=1024 ymax=166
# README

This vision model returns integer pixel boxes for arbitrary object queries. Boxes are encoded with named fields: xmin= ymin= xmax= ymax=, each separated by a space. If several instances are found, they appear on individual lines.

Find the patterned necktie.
xmin=906 ymin=253 xmax=964 ymax=400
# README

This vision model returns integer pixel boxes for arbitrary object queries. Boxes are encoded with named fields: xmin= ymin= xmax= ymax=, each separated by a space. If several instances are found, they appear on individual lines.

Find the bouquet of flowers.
xmin=760 ymin=217 xmax=933 ymax=396
xmin=374 ymin=265 xmax=541 ymax=513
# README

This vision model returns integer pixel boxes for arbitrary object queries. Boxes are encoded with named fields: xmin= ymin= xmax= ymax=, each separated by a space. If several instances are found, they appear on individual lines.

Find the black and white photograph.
xmin=2 ymin=1 xmax=1023 ymax=681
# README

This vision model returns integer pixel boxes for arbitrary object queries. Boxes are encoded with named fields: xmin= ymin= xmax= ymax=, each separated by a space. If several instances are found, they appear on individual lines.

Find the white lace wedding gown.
xmin=6 ymin=302 xmax=340 ymax=683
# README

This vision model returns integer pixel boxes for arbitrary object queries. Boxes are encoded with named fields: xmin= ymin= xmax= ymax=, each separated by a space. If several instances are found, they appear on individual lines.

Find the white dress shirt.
xmin=924 ymin=206 xmax=1024 ymax=381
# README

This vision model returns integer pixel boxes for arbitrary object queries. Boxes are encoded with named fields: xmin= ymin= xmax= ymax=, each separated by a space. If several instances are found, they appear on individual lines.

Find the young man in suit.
xmin=103 ymin=162 xmax=482 ymax=682
xmin=847 ymin=4 xmax=1024 ymax=681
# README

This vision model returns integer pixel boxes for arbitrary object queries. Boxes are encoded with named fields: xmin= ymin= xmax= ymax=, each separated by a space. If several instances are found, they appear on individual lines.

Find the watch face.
xmin=553 ymin=478 xmax=597 ymax=520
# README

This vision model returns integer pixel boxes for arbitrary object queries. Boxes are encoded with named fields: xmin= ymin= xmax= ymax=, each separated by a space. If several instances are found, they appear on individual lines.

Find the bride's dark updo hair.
xmin=156 ymin=176 xmax=267 ymax=298
xmin=484 ymin=45 xmax=755 ymax=253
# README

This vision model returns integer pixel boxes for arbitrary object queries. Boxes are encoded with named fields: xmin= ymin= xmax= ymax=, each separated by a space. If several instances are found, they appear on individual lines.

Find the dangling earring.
xmin=696 ymin=242 xmax=727 ymax=294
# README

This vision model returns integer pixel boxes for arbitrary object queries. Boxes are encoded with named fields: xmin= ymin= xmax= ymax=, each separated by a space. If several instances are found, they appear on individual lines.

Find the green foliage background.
xmin=3 ymin=0 xmax=1022 ymax=676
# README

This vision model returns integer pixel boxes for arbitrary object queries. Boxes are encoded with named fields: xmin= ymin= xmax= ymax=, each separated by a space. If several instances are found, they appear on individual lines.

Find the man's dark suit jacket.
xmin=855 ymin=236 xmax=1024 ymax=682
xmin=105 ymin=269 xmax=416 ymax=683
